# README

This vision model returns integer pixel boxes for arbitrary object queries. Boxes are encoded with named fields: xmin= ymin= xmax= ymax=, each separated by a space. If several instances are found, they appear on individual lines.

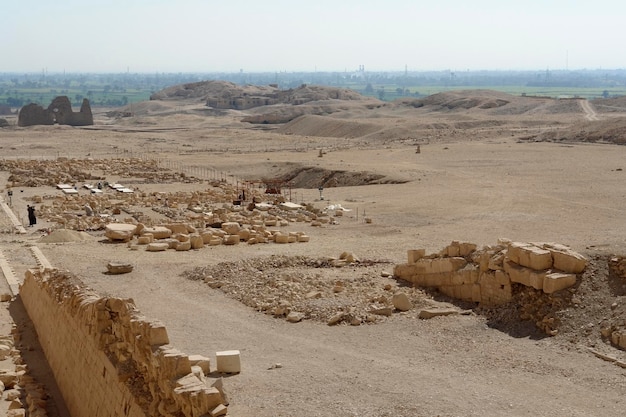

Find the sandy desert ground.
xmin=1 ymin=88 xmax=626 ymax=416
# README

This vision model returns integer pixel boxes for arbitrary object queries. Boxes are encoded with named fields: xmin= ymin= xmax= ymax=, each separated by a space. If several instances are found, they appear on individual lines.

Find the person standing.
xmin=27 ymin=205 xmax=36 ymax=227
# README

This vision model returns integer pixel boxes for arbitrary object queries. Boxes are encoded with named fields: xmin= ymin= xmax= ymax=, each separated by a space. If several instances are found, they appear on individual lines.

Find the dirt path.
xmin=580 ymin=99 xmax=599 ymax=121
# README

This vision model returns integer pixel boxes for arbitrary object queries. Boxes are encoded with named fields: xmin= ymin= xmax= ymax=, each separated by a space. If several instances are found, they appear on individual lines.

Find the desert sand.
xmin=1 ymin=88 xmax=626 ymax=416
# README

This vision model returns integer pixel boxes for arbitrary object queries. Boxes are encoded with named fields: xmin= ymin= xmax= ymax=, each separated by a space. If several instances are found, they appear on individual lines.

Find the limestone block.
xmin=297 ymin=234 xmax=310 ymax=242
xmin=201 ymin=231 xmax=214 ymax=244
xmin=223 ymin=235 xmax=239 ymax=245
xmin=527 ymin=247 xmax=553 ymax=271
xmin=164 ymin=223 xmax=188 ymax=234
xmin=190 ymin=234 xmax=204 ymax=249
xmin=137 ymin=235 xmax=152 ymax=245
xmin=506 ymin=242 xmax=529 ymax=264
xmin=488 ymin=252 xmax=505 ymax=271
xmin=446 ymin=245 xmax=460 ymax=257
xmin=176 ymin=241 xmax=191 ymax=251
xmin=209 ymin=237 xmax=223 ymax=246
xmin=287 ymin=235 xmax=297 ymax=243
xmin=148 ymin=321 xmax=169 ymax=345
xmin=392 ymin=292 xmax=412 ymax=311
xmin=174 ymin=233 xmax=190 ymax=242
xmin=504 ymin=260 xmax=531 ymax=287
xmin=274 ymin=233 xmax=289 ymax=244
xmin=105 ymin=223 xmax=136 ymax=241
xmin=238 ymin=229 xmax=251 ymax=241
xmin=495 ymin=270 xmax=510 ymax=285
xmin=340 ymin=252 xmax=359 ymax=263
xmin=459 ymin=242 xmax=477 ymax=256
xmin=106 ymin=261 xmax=134 ymax=274
xmin=428 ymin=257 xmax=467 ymax=274
xmin=549 ymin=249 xmax=587 ymax=274
xmin=189 ymin=355 xmax=211 ymax=375
xmin=147 ymin=242 xmax=169 ymax=252
xmin=210 ymin=404 xmax=228 ymax=417
xmin=508 ymin=242 xmax=553 ymax=270
xmin=393 ymin=264 xmax=417 ymax=280
xmin=221 ymin=222 xmax=240 ymax=234
xmin=216 ymin=350 xmax=241 ymax=373
xmin=407 ymin=249 xmax=426 ymax=264
xmin=418 ymin=308 xmax=459 ymax=319
xmin=141 ymin=226 xmax=172 ymax=239
xmin=543 ymin=272 xmax=577 ymax=294
xmin=162 ymin=238 xmax=180 ymax=249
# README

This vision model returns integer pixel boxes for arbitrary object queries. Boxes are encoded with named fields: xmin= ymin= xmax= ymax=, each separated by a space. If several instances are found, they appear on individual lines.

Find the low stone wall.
xmin=394 ymin=239 xmax=587 ymax=306
xmin=20 ymin=268 xmax=228 ymax=417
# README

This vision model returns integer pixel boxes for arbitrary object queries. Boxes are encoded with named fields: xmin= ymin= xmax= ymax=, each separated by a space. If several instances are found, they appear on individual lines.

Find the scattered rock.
xmin=392 ymin=292 xmax=412 ymax=311
xmin=418 ymin=308 xmax=460 ymax=319
xmin=106 ymin=261 xmax=134 ymax=274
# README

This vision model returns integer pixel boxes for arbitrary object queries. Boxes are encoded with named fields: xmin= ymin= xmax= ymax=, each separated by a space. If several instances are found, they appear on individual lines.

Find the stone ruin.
xmin=394 ymin=239 xmax=588 ymax=335
xmin=105 ymin=220 xmax=310 ymax=251
xmin=19 ymin=268 xmax=231 ymax=417
xmin=17 ymin=96 xmax=93 ymax=127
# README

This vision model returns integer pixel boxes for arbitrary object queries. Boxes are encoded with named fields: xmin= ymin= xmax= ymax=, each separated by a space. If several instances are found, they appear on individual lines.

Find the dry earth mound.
xmin=39 ymin=229 xmax=94 ymax=243
xmin=592 ymin=96 xmax=626 ymax=113
xmin=277 ymin=114 xmax=381 ymax=138
xmin=523 ymin=117 xmax=626 ymax=145
xmin=151 ymin=80 xmax=277 ymax=101
xmin=396 ymin=89 xmax=586 ymax=116
xmin=150 ymin=80 xmax=366 ymax=105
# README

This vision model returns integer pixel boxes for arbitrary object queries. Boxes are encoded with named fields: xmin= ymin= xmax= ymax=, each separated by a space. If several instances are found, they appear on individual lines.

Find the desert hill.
xmin=150 ymin=80 xmax=367 ymax=105
xmin=109 ymin=84 xmax=626 ymax=146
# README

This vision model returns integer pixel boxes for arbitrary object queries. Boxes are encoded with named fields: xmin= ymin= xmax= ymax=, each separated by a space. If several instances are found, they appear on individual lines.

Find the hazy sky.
xmin=4 ymin=0 xmax=625 ymax=73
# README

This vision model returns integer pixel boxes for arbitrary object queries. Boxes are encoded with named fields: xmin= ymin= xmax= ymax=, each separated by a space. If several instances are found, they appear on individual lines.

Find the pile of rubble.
xmin=0 ymin=317 xmax=49 ymax=416
xmin=184 ymin=254 xmax=442 ymax=326
xmin=30 ymin=180 xmax=339 ymax=237
xmin=106 ymin=220 xmax=310 ymax=250
xmin=1 ymin=157 xmax=199 ymax=188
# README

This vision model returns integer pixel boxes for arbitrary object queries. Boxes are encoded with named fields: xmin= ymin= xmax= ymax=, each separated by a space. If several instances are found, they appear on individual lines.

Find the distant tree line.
xmin=1 ymin=68 xmax=626 ymax=108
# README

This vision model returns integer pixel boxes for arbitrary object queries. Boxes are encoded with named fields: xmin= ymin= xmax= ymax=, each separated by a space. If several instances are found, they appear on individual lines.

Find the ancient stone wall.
xmin=394 ymin=239 xmax=587 ymax=306
xmin=20 ymin=268 xmax=227 ymax=417
xmin=17 ymin=96 xmax=93 ymax=127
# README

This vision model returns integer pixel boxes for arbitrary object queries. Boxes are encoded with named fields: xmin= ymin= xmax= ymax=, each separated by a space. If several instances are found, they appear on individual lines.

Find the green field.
xmin=1 ymin=71 xmax=625 ymax=109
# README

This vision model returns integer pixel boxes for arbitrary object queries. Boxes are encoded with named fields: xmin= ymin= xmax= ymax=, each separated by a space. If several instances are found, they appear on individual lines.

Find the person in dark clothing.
xmin=27 ymin=205 xmax=36 ymax=227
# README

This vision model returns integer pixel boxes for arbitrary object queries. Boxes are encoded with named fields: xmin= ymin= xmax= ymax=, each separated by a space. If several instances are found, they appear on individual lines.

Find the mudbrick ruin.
xmin=17 ymin=96 xmax=93 ymax=127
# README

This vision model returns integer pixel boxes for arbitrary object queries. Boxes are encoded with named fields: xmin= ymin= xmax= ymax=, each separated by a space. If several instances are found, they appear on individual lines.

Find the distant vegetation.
xmin=1 ymin=68 xmax=625 ymax=109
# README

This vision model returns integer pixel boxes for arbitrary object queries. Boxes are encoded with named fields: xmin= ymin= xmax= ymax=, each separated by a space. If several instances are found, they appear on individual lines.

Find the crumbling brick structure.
xmin=18 ymin=96 xmax=93 ymax=127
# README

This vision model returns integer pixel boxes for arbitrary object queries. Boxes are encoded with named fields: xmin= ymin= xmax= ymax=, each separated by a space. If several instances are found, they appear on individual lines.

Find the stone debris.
xmin=185 ymin=255 xmax=412 ymax=326
xmin=418 ymin=308 xmax=460 ymax=319
xmin=106 ymin=261 xmax=134 ymax=275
